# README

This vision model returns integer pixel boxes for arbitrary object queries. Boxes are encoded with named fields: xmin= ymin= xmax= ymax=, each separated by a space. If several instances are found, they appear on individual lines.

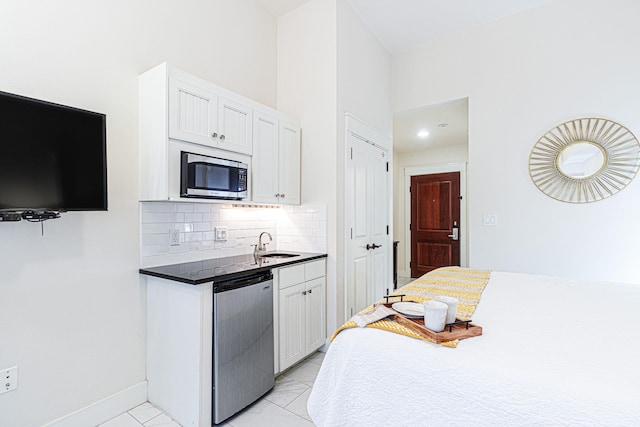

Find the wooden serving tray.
xmin=381 ymin=302 xmax=482 ymax=343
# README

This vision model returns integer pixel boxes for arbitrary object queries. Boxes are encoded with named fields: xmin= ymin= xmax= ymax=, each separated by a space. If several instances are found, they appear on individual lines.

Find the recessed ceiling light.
xmin=417 ymin=130 xmax=430 ymax=138
xmin=438 ymin=123 xmax=449 ymax=128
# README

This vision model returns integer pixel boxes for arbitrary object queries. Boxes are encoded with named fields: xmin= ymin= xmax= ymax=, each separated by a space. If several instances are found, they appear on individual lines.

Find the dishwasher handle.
xmin=214 ymin=272 xmax=273 ymax=293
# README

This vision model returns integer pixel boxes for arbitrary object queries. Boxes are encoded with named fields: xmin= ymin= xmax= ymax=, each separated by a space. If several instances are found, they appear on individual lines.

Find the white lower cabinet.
xmin=277 ymin=259 xmax=326 ymax=372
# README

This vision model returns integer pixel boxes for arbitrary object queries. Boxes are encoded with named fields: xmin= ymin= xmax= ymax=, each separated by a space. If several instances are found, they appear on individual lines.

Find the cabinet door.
xmin=305 ymin=277 xmax=326 ymax=353
xmin=279 ymin=282 xmax=306 ymax=370
xmin=278 ymin=121 xmax=301 ymax=205
xmin=168 ymin=77 xmax=218 ymax=147
xmin=252 ymin=112 xmax=280 ymax=204
xmin=218 ymin=97 xmax=253 ymax=155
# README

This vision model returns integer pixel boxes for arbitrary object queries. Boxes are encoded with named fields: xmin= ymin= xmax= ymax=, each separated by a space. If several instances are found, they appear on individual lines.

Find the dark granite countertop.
xmin=139 ymin=251 xmax=327 ymax=285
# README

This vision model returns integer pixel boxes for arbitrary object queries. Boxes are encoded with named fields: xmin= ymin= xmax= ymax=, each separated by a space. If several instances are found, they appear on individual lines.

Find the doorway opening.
xmin=393 ymin=97 xmax=469 ymax=279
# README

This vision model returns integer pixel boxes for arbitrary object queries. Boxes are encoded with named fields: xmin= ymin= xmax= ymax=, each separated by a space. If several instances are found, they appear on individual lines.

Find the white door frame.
xmin=403 ymin=162 xmax=467 ymax=278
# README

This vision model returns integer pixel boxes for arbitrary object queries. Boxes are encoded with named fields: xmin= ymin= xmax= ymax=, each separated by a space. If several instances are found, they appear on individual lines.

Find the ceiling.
xmin=393 ymin=98 xmax=468 ymax=154
xmin=256 ymin=0 xmax=552 ymax=53
xmin=255 ymin=0 xmax=552 ymax=152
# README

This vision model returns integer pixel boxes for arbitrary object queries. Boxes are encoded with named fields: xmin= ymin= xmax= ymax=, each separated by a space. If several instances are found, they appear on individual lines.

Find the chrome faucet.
xmin=255 ymin=231 xmax=273 ymax=256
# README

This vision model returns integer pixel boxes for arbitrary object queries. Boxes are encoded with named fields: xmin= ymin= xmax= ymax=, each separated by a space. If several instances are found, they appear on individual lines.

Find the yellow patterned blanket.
xmin=332 ymin=266 xmax=491 ymax=348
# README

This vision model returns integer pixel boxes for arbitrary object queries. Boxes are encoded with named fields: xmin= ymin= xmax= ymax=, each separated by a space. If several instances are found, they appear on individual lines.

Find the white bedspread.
xmin=308 ymin=272 xmax=640 ymax=426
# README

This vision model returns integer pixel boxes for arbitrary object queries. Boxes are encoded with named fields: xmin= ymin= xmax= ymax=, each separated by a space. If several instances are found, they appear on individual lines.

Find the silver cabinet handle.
xmin=281 ymin=194 xmax=285 ymax=198
xmin=211 ymin=132 xmax=218 ymax=138
xmin=275 ymin=194 xmax=280 ymax=198
xmin=302 ymin=291 xmax=307 ymax=295
xmin=220 ymin=134 xmax=225 ymax=141
xmin=308 ymin=289 xmax=312 ymax=294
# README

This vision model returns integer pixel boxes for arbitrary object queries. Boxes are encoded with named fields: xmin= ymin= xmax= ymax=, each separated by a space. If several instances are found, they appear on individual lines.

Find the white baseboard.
xmin=43 ymin=381 xmax=147 ymax=427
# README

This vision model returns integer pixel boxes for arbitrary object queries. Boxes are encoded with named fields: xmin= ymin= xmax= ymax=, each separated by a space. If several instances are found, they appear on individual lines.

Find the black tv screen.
xmin=0 ymin=91 xmax=107 ymax=212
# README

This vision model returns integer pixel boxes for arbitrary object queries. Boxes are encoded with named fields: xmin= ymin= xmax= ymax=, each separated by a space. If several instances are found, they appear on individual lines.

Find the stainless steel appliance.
xmin=181 ymin=151 xmax=248 ymax=200
xmin=213 ymin=271 xmax=274 ymax=424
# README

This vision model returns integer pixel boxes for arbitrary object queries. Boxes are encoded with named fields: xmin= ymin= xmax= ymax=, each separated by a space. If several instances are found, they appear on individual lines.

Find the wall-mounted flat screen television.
xmin=0 ymin=91 xmax=107 ymax=214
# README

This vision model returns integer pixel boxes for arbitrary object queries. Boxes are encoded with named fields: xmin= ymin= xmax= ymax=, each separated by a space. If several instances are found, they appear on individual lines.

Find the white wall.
xmin=278 ymin=0 xmax=391 ymax=331
xmin=0 ymin=1 xmax=277 ymax=425
xmin=337 ymin=0 xmax=393 ymax=322
xmin=393 ymin=144 xmax=468 ymax=276
xmin=278 ymin=0 xmax=339 ymax=332
xmin=392 ymin=0 xmax=640 ymax=283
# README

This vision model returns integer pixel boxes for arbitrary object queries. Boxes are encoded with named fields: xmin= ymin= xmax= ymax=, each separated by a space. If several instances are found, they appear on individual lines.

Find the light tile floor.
xmin=99 ymin=351 xmax=324 ymax=427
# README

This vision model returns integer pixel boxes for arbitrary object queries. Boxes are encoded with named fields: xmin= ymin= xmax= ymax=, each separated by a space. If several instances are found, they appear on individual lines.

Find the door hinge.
xmin=386 ymin=162 xmax=389 ymax=172
xmin=386 ymin=225 xmax=389 ymax=235
xmin=409 ymin=223 xmax=411 ymax=230
xmin=410 ymin=262 xmax=412 ymax=268
xmin=409 ymin=186 xmax=411 ymax=193
xmin=350 ymin=228 xmax=353 ymax=239
xmin=458 ymin=195 xmax=463 ymax=200
xmin=386 ymin=288 xmax=389 ymax=295
xmin=350 ymin=147 xmax=353 ymax=159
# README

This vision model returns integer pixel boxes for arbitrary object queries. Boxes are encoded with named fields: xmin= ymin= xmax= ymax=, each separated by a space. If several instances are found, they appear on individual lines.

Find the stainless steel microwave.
xmin=180 ymin=152 xmax=248 ymax=200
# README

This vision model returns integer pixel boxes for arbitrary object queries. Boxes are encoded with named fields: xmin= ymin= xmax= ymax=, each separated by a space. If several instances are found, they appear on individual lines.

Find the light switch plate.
xmin=483 ymin=214 xmax=498 ymax=226
xmin=215 ymin=226 xmax=228 ymax=241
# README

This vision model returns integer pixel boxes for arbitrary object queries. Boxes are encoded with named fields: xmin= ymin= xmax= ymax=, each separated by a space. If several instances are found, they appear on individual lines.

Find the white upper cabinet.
xmin=168 ymin=77 xmax=219 ymax=147
xmin=278 ymin=121 xmax=301 ymax=205
xmin=252 ymin=112 xmax=279 ymax=203
xmin=252 ymin=112 xmax=301 ymax=205
xmin=217 ymin=97 xmax=253 ymax=155
xmin=168 ymin=78 xmax=253 ymax=155
xmin=139 ymin=62 xmax=299 ymax=202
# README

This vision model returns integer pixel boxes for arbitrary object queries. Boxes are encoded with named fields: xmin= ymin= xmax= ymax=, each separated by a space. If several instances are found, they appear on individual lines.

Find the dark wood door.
xmin=411 ymin=172 xmax=460 ymax=277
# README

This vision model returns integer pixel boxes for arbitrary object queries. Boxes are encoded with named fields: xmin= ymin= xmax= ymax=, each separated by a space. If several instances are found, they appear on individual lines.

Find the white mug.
xmin=423 ymin=300 xmax=448 ymax=332
xmin=435 ymin=296 xmax=459 ymax=324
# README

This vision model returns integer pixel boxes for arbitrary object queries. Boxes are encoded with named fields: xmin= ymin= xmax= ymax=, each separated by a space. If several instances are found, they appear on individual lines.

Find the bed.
xmin=307 ymin=268 xmax=640 ymax=426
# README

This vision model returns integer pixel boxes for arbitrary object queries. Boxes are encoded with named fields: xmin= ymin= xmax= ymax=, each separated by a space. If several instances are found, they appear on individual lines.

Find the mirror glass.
xmin=557 ymin=141 xmax=605 ymax=178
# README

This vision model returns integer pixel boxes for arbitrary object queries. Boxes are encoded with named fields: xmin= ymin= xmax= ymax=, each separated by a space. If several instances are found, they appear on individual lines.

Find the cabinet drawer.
xmin=305 ymin=260 xmax=325 ymax=281
xmin=279 ymin=264 xmax=305 ymax=289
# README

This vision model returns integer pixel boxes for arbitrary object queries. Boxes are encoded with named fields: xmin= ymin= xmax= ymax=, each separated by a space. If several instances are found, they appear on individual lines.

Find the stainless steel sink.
xmin=259 ymin=253 xmax=299 ymax=259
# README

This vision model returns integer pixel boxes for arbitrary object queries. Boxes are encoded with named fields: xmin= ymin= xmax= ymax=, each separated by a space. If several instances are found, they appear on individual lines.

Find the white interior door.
xmin=346 ymin=133 xmax=390 ymax=317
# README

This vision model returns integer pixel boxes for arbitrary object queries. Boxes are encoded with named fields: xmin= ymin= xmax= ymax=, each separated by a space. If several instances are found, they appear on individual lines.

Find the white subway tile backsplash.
xmin=140 ymin=202 xmax=327 ymax=267
xmin=141 ymin=212 xmax=184 ymax=224
xmin=184 ymin=232 xmax=203 ymax=242
xmin=142 ymin=223 xmax=173 ymax=235
xmin=176 ymin=203 xmax=194 ymax=213
xmin=193 ymin=222 xmax=211 ymax=232
xmin=141 ymin=202 xmax=177 ymax=213
xmin=184 ymin=213 xmax=203 ymax=223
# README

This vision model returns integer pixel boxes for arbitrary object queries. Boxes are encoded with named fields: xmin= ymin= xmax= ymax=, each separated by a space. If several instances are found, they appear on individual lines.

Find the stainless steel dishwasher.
xmin=213 ymin=270 xmax=274 ymax=425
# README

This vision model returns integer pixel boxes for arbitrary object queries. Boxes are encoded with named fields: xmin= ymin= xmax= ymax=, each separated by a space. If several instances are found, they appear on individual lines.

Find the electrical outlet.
xmin=1 ymin=366 xmax=17 ymax=395
xmin=170 ymin=228 xmax=180 ymax=246
xmin=214 ymin=226 xmax=228 ymax=241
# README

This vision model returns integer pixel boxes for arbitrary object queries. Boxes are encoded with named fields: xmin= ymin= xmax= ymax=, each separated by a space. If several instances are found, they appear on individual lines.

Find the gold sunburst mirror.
xmin=529 ymin=118 xmax=640 ymax=203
